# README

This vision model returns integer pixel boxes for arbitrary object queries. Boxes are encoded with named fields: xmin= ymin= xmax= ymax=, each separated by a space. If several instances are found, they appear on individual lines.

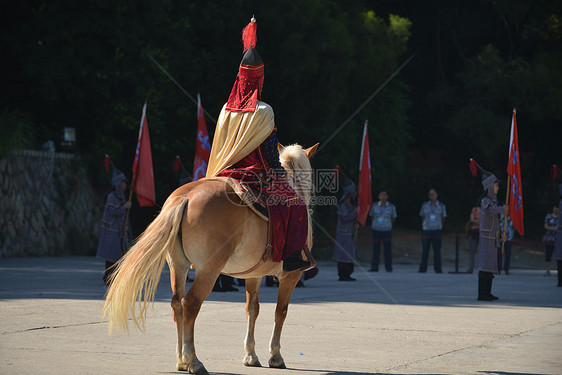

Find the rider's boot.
xmin=283 ymin=251 xmax=310 ymax=272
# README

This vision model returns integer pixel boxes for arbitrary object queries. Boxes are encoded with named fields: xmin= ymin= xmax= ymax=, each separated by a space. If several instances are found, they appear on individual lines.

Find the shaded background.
xmin=1 ymin=0 xmax=561 ymax=253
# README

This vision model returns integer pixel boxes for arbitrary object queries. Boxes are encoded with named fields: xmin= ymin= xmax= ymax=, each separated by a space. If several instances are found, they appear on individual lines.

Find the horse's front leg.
xmin=178 ymin=270 xmax=218 ymax=374
xmin=243 ymin=277 xmax=262 ymax=367
xmin=268 ymin=271 xmax=302 ymax=369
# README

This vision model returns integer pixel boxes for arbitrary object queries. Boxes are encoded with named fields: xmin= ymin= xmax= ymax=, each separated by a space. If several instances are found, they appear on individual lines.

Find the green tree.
xmin=2 ymin=1 xmax=412 ymax=203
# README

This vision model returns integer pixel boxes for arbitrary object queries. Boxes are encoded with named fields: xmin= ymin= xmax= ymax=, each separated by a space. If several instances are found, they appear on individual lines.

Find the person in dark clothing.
xmin=96 ymin=165 xmax=131 ymax=285
xmin=554 ymin=184 xmax=562 ymax=287
xmin=333 ymin=173 xmax=358 ymax=281
xmin=543 ymin=204 xmax=559 ymax=277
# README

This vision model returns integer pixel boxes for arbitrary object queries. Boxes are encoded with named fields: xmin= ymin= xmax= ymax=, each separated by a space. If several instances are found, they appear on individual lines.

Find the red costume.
xmin=218 ymin=134 xmax=308 ymax=262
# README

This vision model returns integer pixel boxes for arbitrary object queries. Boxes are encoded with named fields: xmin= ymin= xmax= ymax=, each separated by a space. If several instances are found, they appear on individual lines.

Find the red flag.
xmin=507 ymin=108 xmax=524 ymax=235
xmin=357 ymin=120 xmax=372 ymax=226
xmin=131 ymin=101 xmax=156 ymax=207
xmin=193 ymin=93 xmax=210 ymax=181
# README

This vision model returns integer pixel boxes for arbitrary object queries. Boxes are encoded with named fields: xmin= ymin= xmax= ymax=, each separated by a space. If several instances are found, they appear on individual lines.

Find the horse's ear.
xmin=304 ymin=143 xmax=319 ymax=158
xmin=277 ymin=143 xmax=284 ymax=153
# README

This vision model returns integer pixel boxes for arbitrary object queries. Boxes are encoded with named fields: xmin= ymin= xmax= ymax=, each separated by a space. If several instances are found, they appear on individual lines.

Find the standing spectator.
xmin=466 ymin=206 xmax=480 ymax=273
xmin=97 ymin=166 xmax=132 ymax=285
xmin=498 ymin=215 xmax=514 ymax=274
xmin=554 ymin=184 xmax=562 ymax=287
xmin=369 ymin=190 xmax=397 ymax=272
xmin=418 ymin=188 xmax=447 ymax=273
xmin=542 ymin=204 xmax=559 ymax=276
xmin=333 ymin=175 xmax=358 ymax=281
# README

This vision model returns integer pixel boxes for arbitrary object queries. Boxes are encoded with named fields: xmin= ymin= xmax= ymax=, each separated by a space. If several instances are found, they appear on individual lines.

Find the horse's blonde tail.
xmin=102 ymin=195 xmax=189 ymax=334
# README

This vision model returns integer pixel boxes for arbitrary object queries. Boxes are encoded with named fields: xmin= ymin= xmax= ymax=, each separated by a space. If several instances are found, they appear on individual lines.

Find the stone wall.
xmin=0 ymin=150 xmax=102 ymax=257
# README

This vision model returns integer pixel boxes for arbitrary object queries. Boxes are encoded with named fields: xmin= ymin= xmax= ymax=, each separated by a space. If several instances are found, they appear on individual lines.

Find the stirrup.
xmin=283 ymin=258 xmax=310 ymax=272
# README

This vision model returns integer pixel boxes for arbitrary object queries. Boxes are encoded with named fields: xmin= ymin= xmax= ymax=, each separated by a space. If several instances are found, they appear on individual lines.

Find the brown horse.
xmin=102 ymin=143 xmax=318 ymax=374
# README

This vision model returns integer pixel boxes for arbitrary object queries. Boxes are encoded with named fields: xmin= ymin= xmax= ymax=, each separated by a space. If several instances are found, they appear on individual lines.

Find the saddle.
xmin=205 ymin=176 xmax=269 ymax=221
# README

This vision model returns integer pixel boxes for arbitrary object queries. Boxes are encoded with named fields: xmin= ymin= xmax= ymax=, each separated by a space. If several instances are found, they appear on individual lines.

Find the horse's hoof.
xmin=192 ymin=368 xmax=209 ymax=375
xmin=188 ymin=362 xmax=208 ymax=375
xmin=177 ymin=362 xmax=188 ymax=371
xmin=188 ymin=364 xmax=208 ymax=375
xmin=243 ymin=355 xmax=262 ymax=367
xmin=268 ymin=356 xmax=286 ymax=369
xmin=177 ymin=359 xmax=208 ymax=374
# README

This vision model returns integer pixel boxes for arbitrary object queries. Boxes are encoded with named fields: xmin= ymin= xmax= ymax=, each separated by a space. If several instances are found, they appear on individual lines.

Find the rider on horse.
xmin=206 ymin=17 xmax=310 ymax=272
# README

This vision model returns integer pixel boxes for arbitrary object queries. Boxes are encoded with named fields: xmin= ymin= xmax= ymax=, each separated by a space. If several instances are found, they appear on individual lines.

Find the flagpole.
xmin=124 ymin=173 xmax=135 ymax=231
xmin=124 ymin=101 xmax=144 ymax=241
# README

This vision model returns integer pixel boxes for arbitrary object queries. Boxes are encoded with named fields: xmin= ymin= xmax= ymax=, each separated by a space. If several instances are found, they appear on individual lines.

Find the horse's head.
xmin=278 ymin=143 xmax=319 ymax=207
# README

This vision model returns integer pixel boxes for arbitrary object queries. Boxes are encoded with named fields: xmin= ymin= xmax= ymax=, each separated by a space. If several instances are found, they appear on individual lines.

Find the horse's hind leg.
xmin=166 ymin=244 xmax=190 ymax=371
xmin=243 ymin=277 xmax=262 ymax=367
xmin=268 ymin=271 xmax=302 ymax=369
xmin=178 ymin=269 xmax=219 ymax=374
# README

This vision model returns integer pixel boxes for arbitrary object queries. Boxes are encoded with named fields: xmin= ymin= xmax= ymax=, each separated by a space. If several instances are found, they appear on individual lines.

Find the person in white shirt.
xmin=368 ymin=190 xmax=397 ymax=272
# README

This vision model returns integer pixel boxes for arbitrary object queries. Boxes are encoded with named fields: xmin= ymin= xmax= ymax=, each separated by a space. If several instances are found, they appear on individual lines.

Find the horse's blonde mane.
xmin=279 ymin=144 xmax=313 ymax=207
xmin=279 ymin=144 xmax=314 ymax=249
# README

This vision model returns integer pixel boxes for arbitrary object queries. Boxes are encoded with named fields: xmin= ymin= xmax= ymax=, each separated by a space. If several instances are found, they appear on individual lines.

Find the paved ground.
xmin=0 ymin=257 xmax=560 ymax=375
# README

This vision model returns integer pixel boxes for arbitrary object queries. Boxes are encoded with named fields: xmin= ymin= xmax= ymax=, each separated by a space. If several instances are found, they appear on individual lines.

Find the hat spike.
xmin=242 ymin=16 xmax=257 ymax=52
xmin=469 ymin=158 xmax=477 ymax=177
xmin=174 ymin=155 xmax=182 ymax=174
xmin=104 ymin=154 xmax=111 ymax=173
xmin=469 ymin=158 xmax=490 ymax=176
xmin=552 ymin=164 xmax=560 ymax=182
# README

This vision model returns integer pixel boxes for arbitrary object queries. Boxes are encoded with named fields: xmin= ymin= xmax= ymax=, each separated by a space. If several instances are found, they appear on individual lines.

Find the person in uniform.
xmin=96 ymin=164 xmax=132 ymax=285
xmin=554 ymin=183 xmax=562 ymax=287
xmin=474 ymin=162 xmax=508 ymax=301
xmin=333 ymin=171 xmax=358 ymax=281
xmin=465 ymin=206 xmax=480 ymax=273
xmin=206 ymin=17 xmax=310 ymax=272
xmin=543 ymin=203 xmax=559 ymax=277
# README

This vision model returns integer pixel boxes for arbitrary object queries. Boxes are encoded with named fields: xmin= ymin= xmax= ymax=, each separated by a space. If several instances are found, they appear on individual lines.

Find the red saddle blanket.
xmin=205 ymin=174 xmax=308 ymax=263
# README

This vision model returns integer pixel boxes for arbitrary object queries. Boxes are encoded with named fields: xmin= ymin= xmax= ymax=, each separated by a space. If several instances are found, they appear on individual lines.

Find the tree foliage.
xmin=2 ymin=0 xmax=412 ymax=205
xmin=2 ymin=0 xmax=560 ymax=237
xmin=374 ymin=0 xmax=562 ymax=232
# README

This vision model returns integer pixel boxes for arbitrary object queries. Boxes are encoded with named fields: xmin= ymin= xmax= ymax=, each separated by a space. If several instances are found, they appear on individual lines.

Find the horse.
xmin=102 ymin=143 xmax=319 ymax=374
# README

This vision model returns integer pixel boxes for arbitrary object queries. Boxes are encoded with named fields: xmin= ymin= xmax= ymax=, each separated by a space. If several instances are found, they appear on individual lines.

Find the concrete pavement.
xmin=1 ymin=257 xmax=560 ymax=374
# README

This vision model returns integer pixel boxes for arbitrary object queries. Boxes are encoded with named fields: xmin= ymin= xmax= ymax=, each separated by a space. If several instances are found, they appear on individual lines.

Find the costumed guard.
xmin=174 ymin=156 xmax=193 ymax=283
xmin=206 ymin=17 xmax=310 ymax=272
xmin=97 ymin=156 xmax=132 ymax=285
xmin=333 ymin=170 xmax=358 ymax=281
xmin=179 ymin=169 xmax=192 ymax=186
xmin=471 ymin=159 xmax=508 ymax=301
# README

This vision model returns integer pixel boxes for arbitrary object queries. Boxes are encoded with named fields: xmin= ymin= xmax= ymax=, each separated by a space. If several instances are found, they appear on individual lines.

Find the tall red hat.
xmin=225 ymin=17 xmax=264 ymax=113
